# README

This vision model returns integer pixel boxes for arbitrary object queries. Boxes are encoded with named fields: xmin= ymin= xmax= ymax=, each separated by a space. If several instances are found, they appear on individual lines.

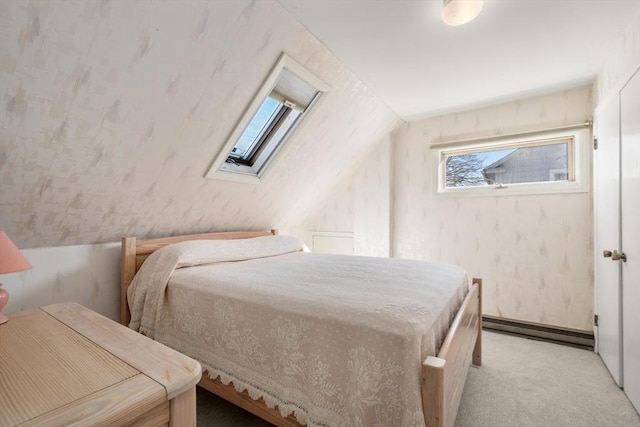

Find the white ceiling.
xmin=278 ymin=0 xmax=639 ymax=120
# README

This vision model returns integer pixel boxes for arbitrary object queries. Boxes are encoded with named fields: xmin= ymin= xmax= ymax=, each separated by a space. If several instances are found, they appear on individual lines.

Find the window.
xmin=432 ymin=127 xmax=590 ymax=197
xmin=205 ymin=54 xmax=330 ymax=184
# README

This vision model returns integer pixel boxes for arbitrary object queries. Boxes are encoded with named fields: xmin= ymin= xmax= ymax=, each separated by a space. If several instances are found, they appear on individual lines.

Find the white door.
xmin=594 ymin=92 xmax=622 ymax=385
xmin=620 ymin=69 xmax=640 ymax=413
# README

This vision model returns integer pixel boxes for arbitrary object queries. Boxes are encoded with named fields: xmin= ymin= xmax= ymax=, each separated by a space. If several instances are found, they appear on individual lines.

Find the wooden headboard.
xmin=120 ymin=229 xmax=278 ymax=326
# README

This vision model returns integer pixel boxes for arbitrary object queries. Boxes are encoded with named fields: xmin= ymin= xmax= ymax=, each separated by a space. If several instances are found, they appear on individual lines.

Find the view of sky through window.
xmin=478 ymin=148 xmax=516 ymax=167
xmin=232 ymin=97 xmax=281 ymax=158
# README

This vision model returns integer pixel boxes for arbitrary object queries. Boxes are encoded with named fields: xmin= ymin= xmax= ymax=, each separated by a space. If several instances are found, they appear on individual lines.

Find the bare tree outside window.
xmin=445 ymin=153 xmax=486 ymax=187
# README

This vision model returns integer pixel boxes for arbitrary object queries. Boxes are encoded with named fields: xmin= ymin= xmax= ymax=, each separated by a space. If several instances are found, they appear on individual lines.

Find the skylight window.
xmin=230 ymin=97 xmax=282 ymax=163
xmin=226 ymin=95 xmax=302 ymax=168
xmin=205 ymin=54 xmax=330 ymax=184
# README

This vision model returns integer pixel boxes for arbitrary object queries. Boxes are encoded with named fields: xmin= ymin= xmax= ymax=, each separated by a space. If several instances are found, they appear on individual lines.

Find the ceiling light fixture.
xmin=442 ymin=0 xmax=483 ymax=26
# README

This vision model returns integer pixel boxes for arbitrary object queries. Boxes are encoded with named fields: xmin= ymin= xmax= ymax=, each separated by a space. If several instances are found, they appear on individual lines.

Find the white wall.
xmin=2 ymin=243 xmax=121 ymax=321
xmin=305 ymin=86 xmax=596 ymax=331
xmin=353 ymin=136 xmax=393 ymax=257
xmin=3 ymin=4 xmax=632 ymax=331
xmin=5 ymin=86 xmax=596 ymax=330
xmin=321 ymin=86 xmax=595 ymax=331
xmin=301 ymin=135 xmax=394 ymax=258
xmin=392 ymin=85 xmax=594 ymax=332
xmin=293 ymin=176 xmax=355 ymax=248
xmin=597 ymin=11 xmax=640 ymax=105
xmin=0 ymin=0 xmax=400 ymax=249
xmin=0 ymin=0 xmax=400 ymax=319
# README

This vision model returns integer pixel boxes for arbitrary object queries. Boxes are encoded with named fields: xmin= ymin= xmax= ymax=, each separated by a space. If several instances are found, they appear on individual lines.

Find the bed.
xmin=120 ymin=230 xmax=482 ymax=427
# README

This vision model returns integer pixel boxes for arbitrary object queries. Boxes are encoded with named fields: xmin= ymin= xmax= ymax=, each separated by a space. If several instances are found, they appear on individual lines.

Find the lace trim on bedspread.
xmin=203 ymin=364 xmax=315 ymax=427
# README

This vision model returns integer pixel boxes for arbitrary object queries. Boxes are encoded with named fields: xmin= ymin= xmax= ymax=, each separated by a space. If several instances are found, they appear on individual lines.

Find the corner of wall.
xmin=596 ymin=10 xmax=640 ymax=106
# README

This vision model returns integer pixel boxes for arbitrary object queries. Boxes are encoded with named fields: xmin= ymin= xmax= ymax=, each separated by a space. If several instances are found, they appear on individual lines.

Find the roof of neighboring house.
xmin=482 ymin=149 xmax=519 ymax=172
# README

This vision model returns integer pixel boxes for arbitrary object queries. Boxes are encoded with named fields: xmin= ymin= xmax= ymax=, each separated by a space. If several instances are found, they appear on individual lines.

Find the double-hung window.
xmin=432 ymin=126 xmax=591 ymax=197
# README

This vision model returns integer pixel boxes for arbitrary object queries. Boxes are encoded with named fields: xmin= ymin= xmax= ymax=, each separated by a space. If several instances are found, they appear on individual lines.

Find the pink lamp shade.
xmin=0 ymin=231 xmax=32 ymax=324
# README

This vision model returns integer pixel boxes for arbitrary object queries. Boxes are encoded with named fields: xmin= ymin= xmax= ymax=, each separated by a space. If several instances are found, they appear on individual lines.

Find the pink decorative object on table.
xmin=0 ymin=231 xmax=32 ymax=325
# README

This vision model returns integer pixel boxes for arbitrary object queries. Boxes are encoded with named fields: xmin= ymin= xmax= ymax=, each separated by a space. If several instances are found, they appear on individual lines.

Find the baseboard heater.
xmin=482 ymin=315 xmax=594 ymax=350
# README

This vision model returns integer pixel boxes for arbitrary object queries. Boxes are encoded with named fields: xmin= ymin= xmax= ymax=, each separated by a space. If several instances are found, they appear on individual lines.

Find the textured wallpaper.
xmin=296 ymin=174 xmax=355 ymax=246
xmin=391 ymin=86 xmax=595 ymax=331
xmin=302 ymin=135 xmax=393 ymax=258
xmin=597 ymin=11 xmax=640 ymax=105
xmin=353 ymin=136 xmax=392 ymax=257
xmin=0 ymin=0 xmax=401 ymax=248
xmin=2 ymin=243 xmax=121 ymax=320
xmin=0 ymin=0 xmax=610 ymax=333
xmin=318 ymin=86 xmax=596 ymax=331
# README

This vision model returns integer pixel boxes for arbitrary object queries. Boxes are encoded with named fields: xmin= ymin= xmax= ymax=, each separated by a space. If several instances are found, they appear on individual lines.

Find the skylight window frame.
xmin=227 ymin=102 xmax=299 ymax=167
xmin=205 ymin=53 xmax=330 ymax=184
xmin=431 ymin=127 xmax=591 ymax=198
xmin=227 ymin=98 xmax=286 ymax=164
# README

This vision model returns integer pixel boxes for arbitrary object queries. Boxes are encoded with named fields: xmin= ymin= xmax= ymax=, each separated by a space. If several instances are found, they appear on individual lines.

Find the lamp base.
xmin=0 ymin=283 xmax=9 ymax=325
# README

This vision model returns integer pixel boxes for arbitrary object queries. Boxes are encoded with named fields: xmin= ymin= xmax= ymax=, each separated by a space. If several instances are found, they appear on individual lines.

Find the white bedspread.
xmin=128 ymin=235 xmax=469 ymax=427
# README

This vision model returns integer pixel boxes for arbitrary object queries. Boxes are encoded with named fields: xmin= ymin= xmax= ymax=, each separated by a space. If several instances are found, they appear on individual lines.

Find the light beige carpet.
xmin=196 ymin=331 xmax=640 ymax=426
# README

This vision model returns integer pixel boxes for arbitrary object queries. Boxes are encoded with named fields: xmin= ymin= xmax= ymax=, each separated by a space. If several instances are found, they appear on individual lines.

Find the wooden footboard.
xmin=120 ymin=231 xmax=481 ymax=427
xmin=423 ymin=278 xmax=482 ymax=427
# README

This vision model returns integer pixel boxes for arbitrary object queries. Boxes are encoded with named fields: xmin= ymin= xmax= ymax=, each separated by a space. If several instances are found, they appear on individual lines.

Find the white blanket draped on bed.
xmin=128 ymin=235 xmax=469 ymax=427
xmin=127 ymin=235 xmax=307 ymax=335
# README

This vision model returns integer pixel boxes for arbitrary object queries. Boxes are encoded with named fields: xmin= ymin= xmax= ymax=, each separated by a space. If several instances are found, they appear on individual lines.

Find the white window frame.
xmin=432 ymin=127 xmax=591 ymax=198
xmin=549 ymin=168 xmax=569 ymax=181
xmin=205 ymin=53 xmax=330 ymax=184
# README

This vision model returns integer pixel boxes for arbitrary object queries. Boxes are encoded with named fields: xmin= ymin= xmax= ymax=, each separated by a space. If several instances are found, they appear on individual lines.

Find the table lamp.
xmin=0 ymin=231 xmax=32 ymax=324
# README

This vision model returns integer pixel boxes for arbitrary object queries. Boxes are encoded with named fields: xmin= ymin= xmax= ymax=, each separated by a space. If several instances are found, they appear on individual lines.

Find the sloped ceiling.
xmin=0 ymin=0 xmax=400 ymax=248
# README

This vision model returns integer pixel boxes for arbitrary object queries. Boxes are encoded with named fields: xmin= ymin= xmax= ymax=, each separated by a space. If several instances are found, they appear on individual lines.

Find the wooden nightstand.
xmin=0 ymin=302 xmax=202 ymax=427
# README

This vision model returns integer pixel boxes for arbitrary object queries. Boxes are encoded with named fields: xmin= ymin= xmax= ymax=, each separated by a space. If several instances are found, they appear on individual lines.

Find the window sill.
xmin=209 ymin=169 xmax=262 ymax=184
xmin=434 ymin=180 xmax=590 ymax=198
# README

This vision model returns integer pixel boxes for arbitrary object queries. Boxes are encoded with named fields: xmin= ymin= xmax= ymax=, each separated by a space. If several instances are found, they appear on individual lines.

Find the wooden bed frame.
xmin=120 ymin=230 xmax=482 ymax=427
